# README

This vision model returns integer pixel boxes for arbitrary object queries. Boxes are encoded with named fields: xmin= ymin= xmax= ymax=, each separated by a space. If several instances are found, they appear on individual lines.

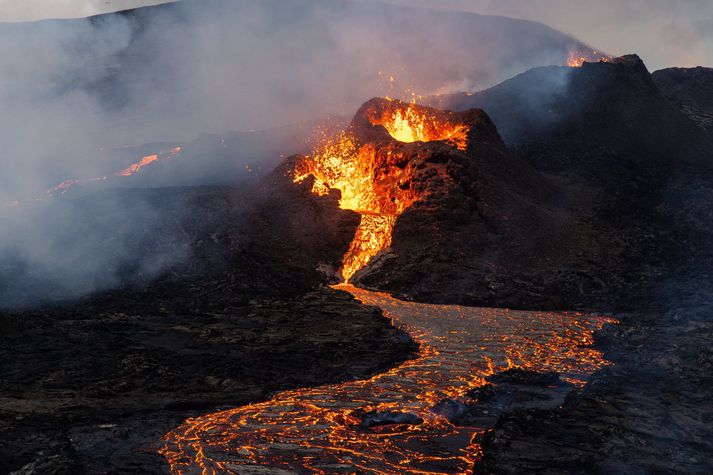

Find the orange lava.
xmin=160 ymin=285 xmax=617 ymax=474
xmin=372 ymin=102 xmax=468 ymax=151
xmin=41 ymin=146 xmax=183 ymax=199
xmin=116 ymin=147 xmax=182 ymax=177
xmin=294 ymin=100 xmax=469 ymax=281
xmin=567 ymin=49 xmax=612 ymax=67
xmin=340 ymin=213 xmax=396 ymax=281
xmin=45 ymin=176 xmax=108 ymax=196
xmin=117 ymin=154 xmax=159 ymax=177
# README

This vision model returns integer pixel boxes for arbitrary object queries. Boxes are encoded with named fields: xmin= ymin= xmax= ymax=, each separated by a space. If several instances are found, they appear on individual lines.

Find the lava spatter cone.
xmin=288 ymin=97 xmax=528 ymax=284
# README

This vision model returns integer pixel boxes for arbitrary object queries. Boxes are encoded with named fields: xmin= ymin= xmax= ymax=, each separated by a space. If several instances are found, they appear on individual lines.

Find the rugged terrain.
xmin=0 ymin=169 xmax=416 ymax=474
xmin=2 ymin=51 xmax=712 ymax=474
xmin=352 ymin=55 xmax=712 ymax=312
xmin=428 ymin=57 xmax=713 ymax=473
xmin=478 ymin=284 xmax=713 ymax=474
xmin=653 ymin=66 xmax=713 ymax=129
xmin=306 ymin=55 xmax=713 ymax=473
xmin=476 ymin=159 xmax=713 ymax=474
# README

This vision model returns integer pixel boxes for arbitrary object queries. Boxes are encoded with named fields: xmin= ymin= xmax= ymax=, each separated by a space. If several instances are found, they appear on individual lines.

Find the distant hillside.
xmin=432 ymin=56 xmax=713 ymax=168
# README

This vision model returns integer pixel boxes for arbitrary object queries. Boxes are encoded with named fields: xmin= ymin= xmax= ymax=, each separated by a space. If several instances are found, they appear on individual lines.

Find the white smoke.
xmin=0 ymin=0 xmax=591 ymax=308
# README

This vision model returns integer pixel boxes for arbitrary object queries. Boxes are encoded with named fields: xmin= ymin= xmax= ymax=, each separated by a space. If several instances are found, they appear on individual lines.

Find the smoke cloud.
xmin=0 ymin=0 xmax=589 ymax=308
xmin=4 ymin=1 xmax=709 ymax=72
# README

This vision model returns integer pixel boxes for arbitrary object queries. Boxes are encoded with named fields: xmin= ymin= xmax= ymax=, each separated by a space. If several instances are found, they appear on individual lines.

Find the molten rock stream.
xmin=160 ymin=286 xmax=615 ymax=474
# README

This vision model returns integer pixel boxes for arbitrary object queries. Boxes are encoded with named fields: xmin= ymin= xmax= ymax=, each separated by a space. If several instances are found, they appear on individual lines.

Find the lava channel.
xmin=160 ymin=286 xmax=615 ymax=474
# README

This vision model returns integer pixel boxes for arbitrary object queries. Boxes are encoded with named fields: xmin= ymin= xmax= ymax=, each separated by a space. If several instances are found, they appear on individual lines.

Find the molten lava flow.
xmin=294 ymin=101 xmax=469 ymax=281
xmin=114 ymin=146 xmax=182 ymax=177
xmin=341 ymin=213 xmax=396 ymax=282
xmin=41 ymin=146 xmax=184 ymax=199
xmin=374 ymin=102 xmax=469 ymax=151
xmin=294 ymin=131 xmax=365 ymax=207
xmin=117 ymin=154 xmax=158 ymax=177
xmin=160 ymin=286 xmax=617 ymax=474
xmin=45 ymin=177 xmax=107 ymax=196
xmin=294 ymin=131 xmax=402 ymax=281
xmin=159 ymin=101 xmax=617 ymax=473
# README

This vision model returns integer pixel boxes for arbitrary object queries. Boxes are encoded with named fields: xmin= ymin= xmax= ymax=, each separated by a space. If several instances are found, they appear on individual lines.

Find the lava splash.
xmin=160 ymin=286 xmax=615 ymax=474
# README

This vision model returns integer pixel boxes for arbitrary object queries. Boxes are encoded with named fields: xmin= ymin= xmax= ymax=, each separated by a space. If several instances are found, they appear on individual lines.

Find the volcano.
xmin=1 ymin=9 xmax=713 ymax=468
xmin=290 ymin=98 xmax=505 ymax=282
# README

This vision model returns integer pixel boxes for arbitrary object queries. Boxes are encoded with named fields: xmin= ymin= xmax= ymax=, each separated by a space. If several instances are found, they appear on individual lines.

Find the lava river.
xmin=160 ymin=285 xmax=615 ymax=474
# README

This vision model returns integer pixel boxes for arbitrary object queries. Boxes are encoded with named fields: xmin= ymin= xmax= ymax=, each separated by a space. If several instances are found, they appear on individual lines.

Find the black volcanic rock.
xmin=653 ymin=66 xmax=713 ymax=129
xmin=653 ymin=66 xmax=713 ymax=112
xmin=341 ymin=99 xmax=623 ymax=309
xmin=433 ymin=55 xmax=713 ymax=169
xmin=477 ymin=295 xmax=713 ymax=474
xmin=350 ymin=56 xmax=713 ymax=311
xmin=433 ymin=370 xmax=574 ymax=428
xmin=0 ymin=285 xmax=416 ymax=474
xmin=487 ymin=369 xmax=567 ymax=387
xmin=0 ymin=170 xmax=416 ymax=473
xmin=418 ymin=58 xmax=713 ymax=473
xmin=357 ymin=410 xmax=424 ymax=428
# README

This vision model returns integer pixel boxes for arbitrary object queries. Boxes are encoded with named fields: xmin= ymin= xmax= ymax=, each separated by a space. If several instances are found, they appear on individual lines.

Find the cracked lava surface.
xmin=160 ymin=285 xmax=615 ymax=474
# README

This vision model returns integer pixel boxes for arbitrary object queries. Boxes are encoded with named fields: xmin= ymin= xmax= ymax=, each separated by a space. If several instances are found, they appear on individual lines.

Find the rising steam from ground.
xmin=0 ymin=0 xmax=586 ymax=309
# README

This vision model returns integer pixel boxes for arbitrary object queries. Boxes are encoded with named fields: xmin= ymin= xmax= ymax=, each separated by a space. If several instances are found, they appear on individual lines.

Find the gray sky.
xmin=0 ymin=0 xmax=711 ymax=70
xmin=0 ymin=0 xmax=167 ymax=21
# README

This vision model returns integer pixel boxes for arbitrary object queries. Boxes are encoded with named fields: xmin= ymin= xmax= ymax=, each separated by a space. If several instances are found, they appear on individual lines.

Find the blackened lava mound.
xmin=343 ymin=56 xmax=713 ymax=311
xmin=653 ymin=66 xmax=713 ymax=129
xmin=435 ymin=55 xmax=713 ymax=170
